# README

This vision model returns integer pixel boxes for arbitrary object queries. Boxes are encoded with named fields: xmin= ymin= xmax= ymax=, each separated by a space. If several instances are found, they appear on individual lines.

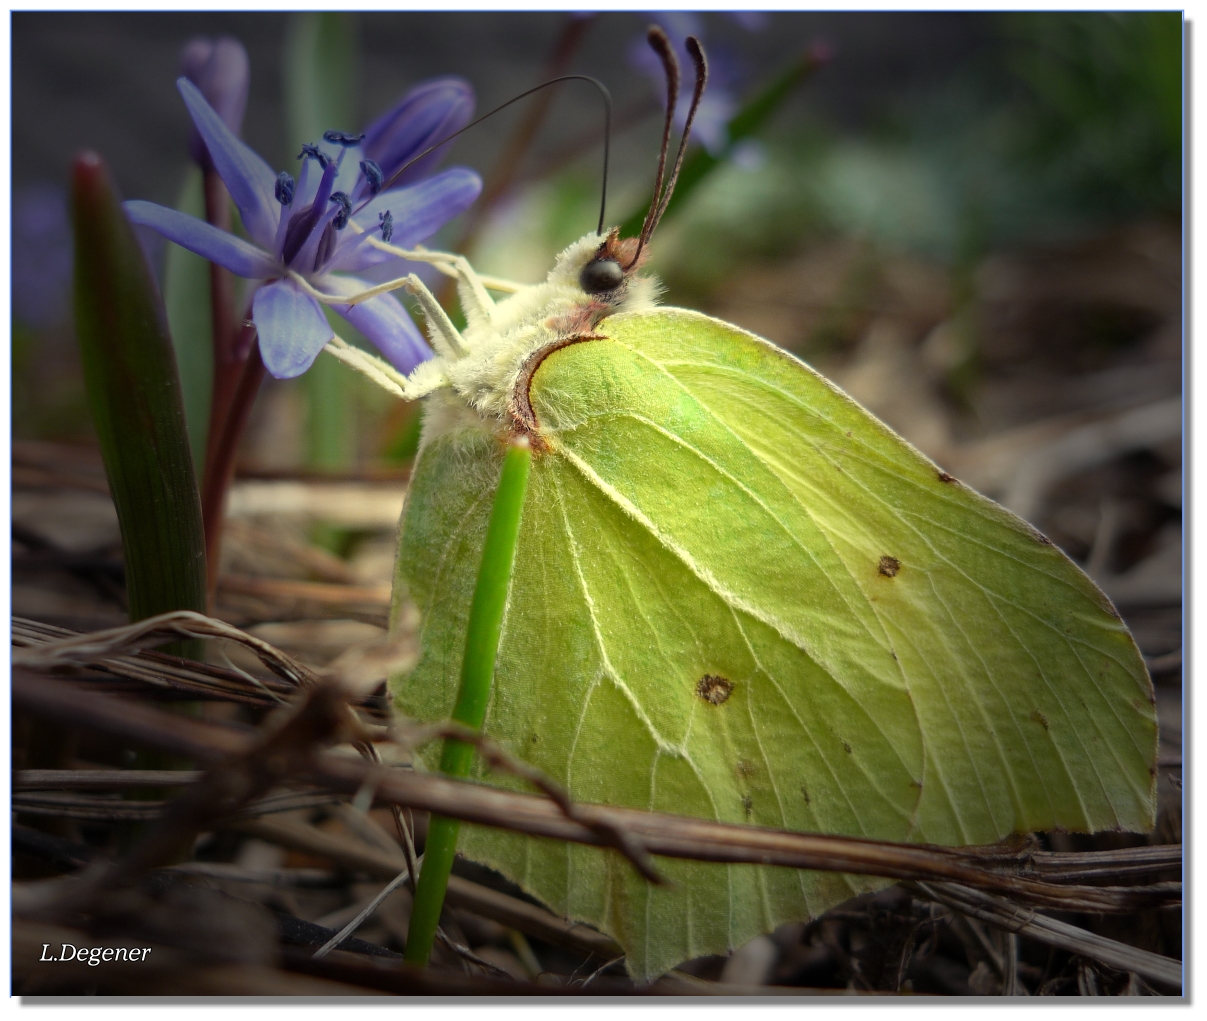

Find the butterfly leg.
xmin=322 ymin=335 xmax=450 ymax=401
xmin=382 ymin=246 xmax=509 ymax=328
xmin=398 ymin=274 xmax=470 ymax=360
xmin=366 ymin=237 xmax=528 ymax=302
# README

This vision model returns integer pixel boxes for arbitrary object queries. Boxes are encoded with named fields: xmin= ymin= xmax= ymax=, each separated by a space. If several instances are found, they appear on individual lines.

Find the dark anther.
xmin=323 ymin=130 xmax=366 ymax=147
xmin=580 ymin=257 xmax=624 ymax=293
xmin=359 ymin=159 xmax=384 ymax=194
xmin=297 ymin=143 xmax=330 ymax=168
xmin=275 ymin=171 xmax=295 ymax=206
xmin=329 ymin=191 xmax=352 ymax=230
xmin=379 ymin=210 xmax=394 ymax=244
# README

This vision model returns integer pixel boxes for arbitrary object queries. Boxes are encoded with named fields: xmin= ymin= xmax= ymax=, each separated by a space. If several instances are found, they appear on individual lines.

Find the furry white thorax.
xmin=412 ymin=232 xmax=661 ymax=451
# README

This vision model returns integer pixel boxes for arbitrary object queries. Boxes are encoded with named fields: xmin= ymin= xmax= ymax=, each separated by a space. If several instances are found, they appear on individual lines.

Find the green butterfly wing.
xmin=393 ymin=307 xmax=1156 ymax=981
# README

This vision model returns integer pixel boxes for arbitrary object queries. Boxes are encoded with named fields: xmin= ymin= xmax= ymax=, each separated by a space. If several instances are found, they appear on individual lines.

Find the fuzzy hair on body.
xmin=414 ymin=232 xmax=661 ymax=452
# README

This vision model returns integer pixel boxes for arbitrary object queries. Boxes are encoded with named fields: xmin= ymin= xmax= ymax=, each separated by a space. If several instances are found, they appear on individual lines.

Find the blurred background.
xmin=11 ymin=11 xmax=1183 ymax=992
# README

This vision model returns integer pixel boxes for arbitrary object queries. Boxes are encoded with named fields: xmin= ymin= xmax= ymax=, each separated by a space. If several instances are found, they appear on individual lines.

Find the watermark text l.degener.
xmin=40 ymin=944 xmax=152 ymax=965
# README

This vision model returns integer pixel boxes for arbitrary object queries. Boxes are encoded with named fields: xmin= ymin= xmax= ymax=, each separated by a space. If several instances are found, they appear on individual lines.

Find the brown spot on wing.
xmin=696 ymin=674 xmax=733 ymax=704
xmin=878 ymin=556 xmax=901 ymax=578
xmin=1030 ymin=710 xmax=1050 ymax=731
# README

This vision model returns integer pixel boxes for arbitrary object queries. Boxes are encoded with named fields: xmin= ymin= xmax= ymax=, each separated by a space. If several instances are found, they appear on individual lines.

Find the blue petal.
xmin=124 ymin=201 xmax=279 ymax=279
xmin=178 ymin=77 xmax=280 ymax=249
xmin=330 ymin=168 xmax=482 ymax=273
xmin=252 ymin=279 xmax=334 ymax=379
xmin=362 ymin=77 xmax=474 ymax=187
xmin=319 ymin=274 xmax=433 ymax=374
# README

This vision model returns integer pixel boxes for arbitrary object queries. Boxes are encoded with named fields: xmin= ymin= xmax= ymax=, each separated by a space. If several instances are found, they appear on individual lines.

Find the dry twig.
xmin=909 ymin=881 xmax=1181 ymax=992
xmin=13 ymin=667 xmax=1178 ymax=917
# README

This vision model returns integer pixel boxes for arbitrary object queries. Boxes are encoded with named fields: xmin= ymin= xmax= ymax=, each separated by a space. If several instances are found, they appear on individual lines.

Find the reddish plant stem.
xmin=201 ymin=170 xmax=240 ymax=452
xmin=198 ymin=168 xmax=263 ymax=605
xmin=201 ymin=335 xmax=265 ymax=606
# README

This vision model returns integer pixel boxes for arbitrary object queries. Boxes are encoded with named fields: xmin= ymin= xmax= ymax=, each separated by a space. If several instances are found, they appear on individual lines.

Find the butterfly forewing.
xmin=562 ymin=309 xmax=1158 ymax=840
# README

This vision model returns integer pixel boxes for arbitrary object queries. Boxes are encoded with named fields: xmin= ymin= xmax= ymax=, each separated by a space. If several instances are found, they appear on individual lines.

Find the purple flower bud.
xmin=181 ymin=36 xmax=250 ymax=172
xmin=726 ymin=11 xmax=768 ymax=32
xmin=12 ymin=184 xmax=72 ymax=329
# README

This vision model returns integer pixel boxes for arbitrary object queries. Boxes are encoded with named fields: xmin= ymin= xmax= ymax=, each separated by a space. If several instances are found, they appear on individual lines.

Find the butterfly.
xmin=322 ymin=28 xmax=1156 ymax=981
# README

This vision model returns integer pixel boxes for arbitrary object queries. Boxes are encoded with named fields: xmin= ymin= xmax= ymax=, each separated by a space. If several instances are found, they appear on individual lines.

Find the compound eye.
xmin=580 ymin=257 xmax=624 ymax=294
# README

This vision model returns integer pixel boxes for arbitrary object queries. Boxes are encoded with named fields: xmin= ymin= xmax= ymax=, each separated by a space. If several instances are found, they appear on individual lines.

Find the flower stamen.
xmin=297 ymin=142 xmax=330 ymax=169
xmin=359 ymin=159 xmax=384 ymax=195
xmin=275 ymin=172 xmax=295 ymax=206
xmin=323 ymin=129 xmax=366 ymax=147
xmin=329 ymin=191 xmax=352 ymax=230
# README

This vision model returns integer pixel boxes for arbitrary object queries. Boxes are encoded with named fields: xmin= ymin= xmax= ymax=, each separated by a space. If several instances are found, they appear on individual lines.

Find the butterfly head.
xmin=547 ymin=26 xmax=707 ymax=318
xmin=540 ymin=229 xmax=657 ymax=330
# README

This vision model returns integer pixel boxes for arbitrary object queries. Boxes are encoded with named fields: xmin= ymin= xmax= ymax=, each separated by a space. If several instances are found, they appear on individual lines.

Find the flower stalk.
xmin=129 ymin=32 xmax=479 ymax=592
xmin=404 ymin=435 xmax=532 ymax=966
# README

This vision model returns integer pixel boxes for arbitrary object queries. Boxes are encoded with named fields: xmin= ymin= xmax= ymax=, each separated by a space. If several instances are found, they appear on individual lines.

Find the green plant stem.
xmin=163 ymin=168 xmax=213 ymax=475
xmin=404 ymin=436 xmax=533 ymax=966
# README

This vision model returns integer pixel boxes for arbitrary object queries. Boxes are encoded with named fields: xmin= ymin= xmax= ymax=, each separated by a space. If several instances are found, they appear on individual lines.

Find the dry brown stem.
xmin=909 ymin=881 xmax=1181 ymax=992
xmin=13 ymin=609 xmax=319 ymax=688
xmin=14 ymin=664 xmax=1178 ymax=917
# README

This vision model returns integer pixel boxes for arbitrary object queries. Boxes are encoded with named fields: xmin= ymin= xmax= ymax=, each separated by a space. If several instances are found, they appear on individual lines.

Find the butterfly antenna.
xmin=650 ymin=36 xmax=708 ymax=234
xmin=375 ymin=75 xmax=613 ymax=235
xmin=629 ymin=30 xmax=708 ymax=268
xmin=630 ymin=26 xmax=679 ymax=266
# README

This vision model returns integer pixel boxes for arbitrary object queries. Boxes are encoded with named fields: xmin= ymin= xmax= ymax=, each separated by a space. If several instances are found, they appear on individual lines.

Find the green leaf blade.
xmin=72 ymin=151 xmax=207 ymax=627
xmin=163 ymin=167 xmax=214 ymax=475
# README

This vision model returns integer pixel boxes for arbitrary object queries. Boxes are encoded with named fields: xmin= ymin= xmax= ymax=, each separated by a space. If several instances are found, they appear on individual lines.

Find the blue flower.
xmin=125 ymin=77 xmax=480 ymax=379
